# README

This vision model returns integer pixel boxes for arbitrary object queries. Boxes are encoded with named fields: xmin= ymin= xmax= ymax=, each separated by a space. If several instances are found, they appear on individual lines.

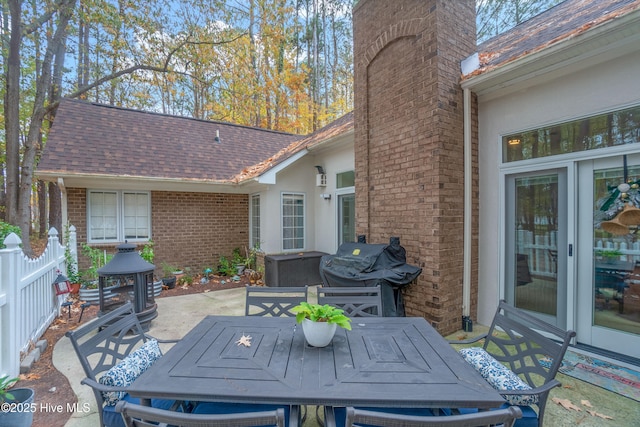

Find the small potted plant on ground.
xmin=78 ymin=244 xmax=114 ymax=303
xmin=292 ymin=302 xmax=352 ymax=347
xmin=139 ymin=241 xmax=162 ymax=296
xmin=161 ymin=262 xmax=180 ymax=289
xmin=0 ymin=375 xmax=34 ymax=427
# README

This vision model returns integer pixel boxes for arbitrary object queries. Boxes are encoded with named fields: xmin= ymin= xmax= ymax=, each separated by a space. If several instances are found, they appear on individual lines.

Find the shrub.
xmin=0 ymin=222 xmax=21 ymax=249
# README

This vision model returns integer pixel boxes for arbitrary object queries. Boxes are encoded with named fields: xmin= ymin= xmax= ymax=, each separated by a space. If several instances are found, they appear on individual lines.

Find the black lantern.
xmin=97 ymin=242 xmax=157 ymax=329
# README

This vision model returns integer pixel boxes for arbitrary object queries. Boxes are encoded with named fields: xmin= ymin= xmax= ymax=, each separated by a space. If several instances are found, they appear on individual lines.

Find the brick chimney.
xmin=353 ymin=0 xmax=477 ymax=334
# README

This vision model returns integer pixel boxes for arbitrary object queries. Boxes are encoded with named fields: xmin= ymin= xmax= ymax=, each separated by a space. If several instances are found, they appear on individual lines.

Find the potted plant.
xmin=161 ymin=262 xmax=180 ymax=289
xmin=232 ymin=248 xmax=246 ymax=274
xmin=78 ymin=244 xmax=114 ymax=303
xmin=0 ymin=375 xmax=34 ymax=427
xmin=139 ymin=241 xmax=162 ymax=296
xmin=292 ymin=302 xmax=352 ymax=347
xmin=595 ymin=248 xmax=623 ymax=263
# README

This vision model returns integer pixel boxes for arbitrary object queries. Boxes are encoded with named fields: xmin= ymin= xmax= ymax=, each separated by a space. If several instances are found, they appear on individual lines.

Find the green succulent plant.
xmin=0 ymin=375 xmax=18 ymax=403
xmin=292 ymin=302 xmax=352 ymax=330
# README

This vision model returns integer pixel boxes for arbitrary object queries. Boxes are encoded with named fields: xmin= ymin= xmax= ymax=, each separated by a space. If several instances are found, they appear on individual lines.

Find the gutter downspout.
xmin=58 ymin=177 xmax=68 ymax=233
xmin=463 ymin=87 xmax=472 ymax=324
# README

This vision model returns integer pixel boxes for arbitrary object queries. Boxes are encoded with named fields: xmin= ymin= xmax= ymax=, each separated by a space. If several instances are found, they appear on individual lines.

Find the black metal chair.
xmin=115 ymin=401 xmax=285 ymax=427
xmin=65 ymin=302 xmax=181 ymax=427
xmin=449 ymin=300 xmax=576 ymax=427
xmin=317 ymin=286 xmax=382 ymax=317
xmin=245 ymin=285 xmax=308 ymax=317
xmin=332 ymin=405 xmax=522 ymax=427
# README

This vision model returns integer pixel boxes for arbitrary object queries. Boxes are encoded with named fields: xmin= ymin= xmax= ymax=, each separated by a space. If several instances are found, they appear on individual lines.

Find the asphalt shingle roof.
xmin=232 ymin=111 xmax=353 ymax=182
xmin=469 ymin=0 xmax=640 ymax=77
xmin=38 ymin=99 xmax=303 ymax=182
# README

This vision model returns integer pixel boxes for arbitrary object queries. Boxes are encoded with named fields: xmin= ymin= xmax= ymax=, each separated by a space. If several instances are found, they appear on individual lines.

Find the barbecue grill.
xmin=319 ymin=237 xmax=421 ymax=316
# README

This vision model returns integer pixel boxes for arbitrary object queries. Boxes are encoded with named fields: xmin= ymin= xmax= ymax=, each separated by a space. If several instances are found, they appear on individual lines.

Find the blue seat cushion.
xmin=193 ymin=402 xmax=292 ymax=427
xmin=103 ymin=393 xmax=176 ymax=427
xmin=331 ymin=406 xmax=446 ymax=427
xmin=458 ymin=404 xmax=538 ymax=427
xmin=458 ymin=347 xmax=538 ymax=406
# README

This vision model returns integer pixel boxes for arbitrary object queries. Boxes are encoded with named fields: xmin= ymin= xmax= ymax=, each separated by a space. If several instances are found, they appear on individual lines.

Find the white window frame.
xmin=87 ymin=190 xmax=151 ymax=243
xmin=250 ymin=194 xmax=261 ymax=249
xmin=281 ymin=192 xmax=305 ymax=251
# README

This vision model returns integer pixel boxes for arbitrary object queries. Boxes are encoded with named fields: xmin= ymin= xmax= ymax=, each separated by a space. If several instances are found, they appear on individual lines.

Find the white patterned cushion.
xmin=99 ymin=339 xmax=162 ymax=406
xmin=459 ymin=347 xmax=538 ymax=406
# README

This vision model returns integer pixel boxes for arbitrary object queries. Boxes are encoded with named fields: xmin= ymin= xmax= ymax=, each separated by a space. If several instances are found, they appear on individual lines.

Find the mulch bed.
xmin=14 ymin=276 xmax=247 ymax=427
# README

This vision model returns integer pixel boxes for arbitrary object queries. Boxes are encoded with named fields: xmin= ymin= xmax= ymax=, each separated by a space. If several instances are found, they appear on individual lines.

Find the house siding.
xmin=68 ymin=188 xmax=249 ymax=277
xmin=353 ymin=0 xmax=477 ymax=334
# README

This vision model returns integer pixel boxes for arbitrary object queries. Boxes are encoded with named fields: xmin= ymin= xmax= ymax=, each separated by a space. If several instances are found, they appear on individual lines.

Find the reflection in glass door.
xmin=577 ymin=156 xmax=640 ymax=358
xmin=592 ymin=163 xmax=640 ymax=336
xmin=338 ymin=193 xmax=355 ymax=244
xmin=506 ymin=171 xmax=566 ymax=327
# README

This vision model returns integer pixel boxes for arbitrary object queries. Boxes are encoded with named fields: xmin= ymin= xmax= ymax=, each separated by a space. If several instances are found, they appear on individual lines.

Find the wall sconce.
xmin=320 ymin=193 xmax=331 ymax=200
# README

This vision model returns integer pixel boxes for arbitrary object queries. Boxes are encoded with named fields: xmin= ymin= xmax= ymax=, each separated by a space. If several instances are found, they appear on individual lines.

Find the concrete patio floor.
xmin=54 ymin=286 xmax=640 ymax=426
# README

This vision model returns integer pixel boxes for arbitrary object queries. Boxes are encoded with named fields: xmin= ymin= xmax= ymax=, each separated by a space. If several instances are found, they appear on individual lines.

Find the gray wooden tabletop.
xmin=127 ymin=316 xmax=505 ymax=409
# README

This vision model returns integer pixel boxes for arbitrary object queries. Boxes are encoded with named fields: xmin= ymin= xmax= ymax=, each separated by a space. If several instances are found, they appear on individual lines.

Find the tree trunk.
xmin=5 ymin=0 xmax=22 ymax=229
xmin=48 ymin=182 xmax=62 ymax=236
xmin=37 ymin=180 xmax=47 ymax=238
xmin=5 ymin=0 xmax=76 ymax=257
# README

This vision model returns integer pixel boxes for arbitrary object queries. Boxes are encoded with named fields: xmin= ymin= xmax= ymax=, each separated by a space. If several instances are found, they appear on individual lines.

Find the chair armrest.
xmin=447 ymin=333 xmax=488 ymax=345
xmin=144 ymin=334 xmax=180 ymax=344
xmin=80 ymin=377 xmax=130 ymax=393
xmin=499 ymin=379 xmax=561 ymax=396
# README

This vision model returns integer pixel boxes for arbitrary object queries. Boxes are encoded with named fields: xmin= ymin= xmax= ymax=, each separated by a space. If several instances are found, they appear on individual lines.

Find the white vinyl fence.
xmin=0 ymin=226 xmax=77 ymax=378
xmin=517 ymin=230 xmax=640 ymax=279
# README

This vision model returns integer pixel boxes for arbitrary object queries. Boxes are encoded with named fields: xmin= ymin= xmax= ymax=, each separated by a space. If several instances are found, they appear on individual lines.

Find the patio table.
xmin=127 ymin=315 xmax=504 ymax=410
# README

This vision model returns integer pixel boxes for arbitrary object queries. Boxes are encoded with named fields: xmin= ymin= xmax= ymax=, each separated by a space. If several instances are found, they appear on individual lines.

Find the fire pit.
xmin=97 ymin=242 xmax=157 ymax=329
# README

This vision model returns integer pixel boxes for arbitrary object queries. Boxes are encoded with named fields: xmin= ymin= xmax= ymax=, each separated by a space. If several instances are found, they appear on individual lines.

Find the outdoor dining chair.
xmin=115 ymin=401 xmax=286 ymax=427
xmin=316 ymin=286 xmax=382 ymax=317
xmin=450 ymin=300 xmax=576 ymax=427
xmin=334 ymin=405 xmax=522 ymax=427
xmin=65 ymin=302 xmax=181 ymax=427
xmin=245 ymin=285 xmax=308 ymax=317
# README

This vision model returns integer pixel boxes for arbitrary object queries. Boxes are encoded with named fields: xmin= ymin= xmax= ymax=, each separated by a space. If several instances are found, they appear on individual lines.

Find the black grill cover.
xmin=319 ymin=237 xmax=422 ymax=316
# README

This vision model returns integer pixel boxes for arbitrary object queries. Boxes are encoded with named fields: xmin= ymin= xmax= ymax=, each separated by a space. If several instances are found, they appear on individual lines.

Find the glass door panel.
xmin=338 ymin=193 xmax=355 ymax=244
xmin=592 ymin=162 xmax=640 ymax=335
xmin=577 ymin=155 xmax=640 ymax=358
xmin=506 ymin=170 xmax=566 ymax=327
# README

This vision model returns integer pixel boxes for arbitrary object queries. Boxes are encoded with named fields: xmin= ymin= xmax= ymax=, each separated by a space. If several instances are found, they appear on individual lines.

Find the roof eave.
xmin=37 ymin=171 xmax=247 ymax=194
xmin=462 ymin=8 xmax=640 ymax=97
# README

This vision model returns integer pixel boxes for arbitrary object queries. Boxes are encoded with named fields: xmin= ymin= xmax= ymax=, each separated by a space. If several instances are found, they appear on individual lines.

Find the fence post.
xmin=0 ymin=233 xmax=24 ymax=377
xmin=68 ymin=224 xmax=78 ymax=271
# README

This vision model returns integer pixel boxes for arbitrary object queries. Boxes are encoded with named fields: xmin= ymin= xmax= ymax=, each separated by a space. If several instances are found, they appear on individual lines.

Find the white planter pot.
xmin=301 ymin=318 xmax=337 ymax=347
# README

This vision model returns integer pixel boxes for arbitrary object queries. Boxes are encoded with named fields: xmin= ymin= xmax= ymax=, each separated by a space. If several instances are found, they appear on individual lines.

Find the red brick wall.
xmin=67 ymin=188 xmax=249 ymax=278
xmin=353 ymin=0 xmax=477 ymax=334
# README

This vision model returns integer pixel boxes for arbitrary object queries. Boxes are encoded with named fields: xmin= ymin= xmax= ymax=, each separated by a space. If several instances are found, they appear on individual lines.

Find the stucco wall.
xmin=476 ymin=49 xmax=640 ymax=326
xmin=257 ymin=137 xmax=355 ymax=256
